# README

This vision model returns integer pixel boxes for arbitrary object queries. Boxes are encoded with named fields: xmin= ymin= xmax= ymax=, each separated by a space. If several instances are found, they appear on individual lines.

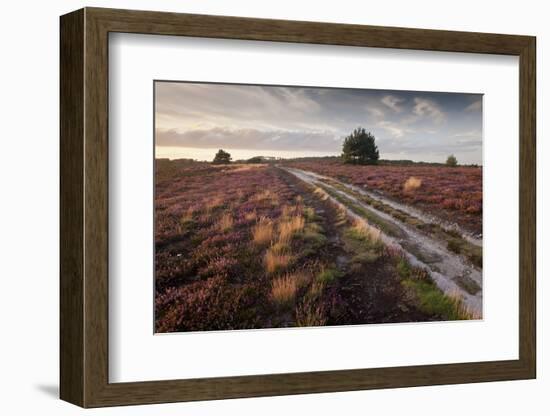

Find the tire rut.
xmin=282 ymin=167 xmax=483 ymax=317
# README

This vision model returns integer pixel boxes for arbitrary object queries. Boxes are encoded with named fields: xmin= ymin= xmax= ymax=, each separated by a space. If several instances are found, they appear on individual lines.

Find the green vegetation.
xmin=446 ymin=154 xmax=458 ymax=167
xmin=395 ymin=257 xmax=475 ymax=320
xmin=342 ymin=127 xmax=379 ymax=165
xmin=351 ymin=250 xmax=381 ymax=265
xmin=402 ymin=279 xmax=466 ymax=319
xmin=316 ymin=267 xmax=343 ymax=284
xmin=246 ymin=156 xmax=264 ymax=164
xmin=212 ymin=149 xmax=232 ymax=164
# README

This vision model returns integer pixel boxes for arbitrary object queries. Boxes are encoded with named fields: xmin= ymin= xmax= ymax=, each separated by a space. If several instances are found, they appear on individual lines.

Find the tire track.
xmin=292 ymin=168 xmax=482 ymax=247
xmin=282 ymin=167 xmax=482 ymax=317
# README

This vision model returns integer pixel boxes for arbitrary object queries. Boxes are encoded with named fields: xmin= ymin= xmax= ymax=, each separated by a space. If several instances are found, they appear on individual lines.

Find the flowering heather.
xmin=286 ymin=159 xmax=482 ymax=234
xmin=155 ymin=161 xmax=328 ymax=332
xmin=155 ymin=159 xmax=477 ymax=332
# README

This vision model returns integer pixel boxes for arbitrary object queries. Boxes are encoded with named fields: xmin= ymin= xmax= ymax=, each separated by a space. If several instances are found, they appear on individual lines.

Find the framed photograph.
xmin=60 ymin=7 xmax=536 ymax=407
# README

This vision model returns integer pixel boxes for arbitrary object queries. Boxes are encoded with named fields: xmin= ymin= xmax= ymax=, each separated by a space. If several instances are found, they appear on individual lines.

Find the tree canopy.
xmin=342 ymin=127 xmax=379 ymax=165
xmin=212 ymin=149 xmax=232 ymax=164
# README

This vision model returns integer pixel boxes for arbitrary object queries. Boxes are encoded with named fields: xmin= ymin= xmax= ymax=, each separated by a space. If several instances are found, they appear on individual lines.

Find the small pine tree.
xmin=446 ymin=154 xmax=458 ymax=167
xmin=342 ymin=127 xmax=379 ymax=165
xmin=212 ymin=149 xmax=232 ymax=164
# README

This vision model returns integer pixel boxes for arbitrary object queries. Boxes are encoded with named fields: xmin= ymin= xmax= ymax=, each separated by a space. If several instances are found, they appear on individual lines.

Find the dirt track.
xmin=282 ymin=167 xmax=483 ymax=317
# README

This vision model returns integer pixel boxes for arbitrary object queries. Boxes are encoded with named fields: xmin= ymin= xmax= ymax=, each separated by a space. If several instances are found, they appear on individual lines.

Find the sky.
xmin=155 ymin=81 xmax=483 ymax=164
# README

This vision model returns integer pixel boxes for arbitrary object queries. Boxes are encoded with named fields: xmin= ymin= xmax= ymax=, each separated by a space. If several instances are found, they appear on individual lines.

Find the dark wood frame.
xmin=60 ymin=7 xmax=536 ymax=408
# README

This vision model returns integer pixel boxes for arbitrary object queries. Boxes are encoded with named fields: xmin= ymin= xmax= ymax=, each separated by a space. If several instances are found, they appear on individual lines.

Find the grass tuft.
xmin=271 ymin=274 xmax=298 ymax=307
xmin=278 ymin=215 xmax=305 ymax=244
xmin=403 ymin=176 xmax=422 ymax=192
xmin=217 ymin=213 xmax=233 ymax=232
xmin=295 ymin=297 xmax=326 ymax=327
xmin=265 ymin=249 xmax=292 ymax=274
xmin=347 ymin=221 xmax=382 ymax=246
xmin=252 ymin=218 xmax=274 ymax=245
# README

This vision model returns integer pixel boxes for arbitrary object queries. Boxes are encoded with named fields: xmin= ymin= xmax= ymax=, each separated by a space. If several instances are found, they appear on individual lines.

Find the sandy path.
xmin=283 ymin=167 xmax=482 ymax=317
xmin=289 ymin=168 xmax=482 ymax=247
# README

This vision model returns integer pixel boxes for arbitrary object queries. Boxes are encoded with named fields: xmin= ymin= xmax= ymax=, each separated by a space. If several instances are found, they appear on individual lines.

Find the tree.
xmin=212 ymin=149 xmax=231 ymax=164
xmin=446 ymin=154 xmax=458 ymax=167
xmin=342 ymin=127 xmax=379 ymax=165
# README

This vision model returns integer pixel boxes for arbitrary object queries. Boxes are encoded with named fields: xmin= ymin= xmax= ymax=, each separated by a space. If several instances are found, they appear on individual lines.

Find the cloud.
xmin=413 ymin=98 xmax=445 ymax=124
xmin=452 ymin=130 xmax=482 ymax=144
xmin=381 ymin=95 xmax=405 ymax=112
xmin=154 ymin=82 xmax=482 ymax=164
xmin=367 ymin=107 xmax=385 ymax=119
xmin=156 ymin=127 xmax=341 ymax=152
xmin=376 ymin=121 xmax=411 ymax=138
xmin=465 ymin=99 xmax=482 ymax=112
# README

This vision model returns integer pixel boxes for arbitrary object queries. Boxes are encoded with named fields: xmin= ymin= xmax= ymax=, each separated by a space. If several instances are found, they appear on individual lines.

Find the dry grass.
xmin=351 ymin=220 xmax=381 ymax=244
xmin=293 ymin=271 xmax=312 ymax=290
xmin=307 ymin=281 xmax=325 ymax=299
xmin=295 ymin=298 xmax=326 ymax=327
xmin=403 ymin=176 xmax=422 ymax=192
xmin=265 ymin=249 xmax=292 ymax=274
xmin=205 ymin=196 xmax=224 ymax=212
xmin=229 ymin=164 xmax=261 ymax=172
xmin=217 ymin=213 xmax=233 ymax=232
xmin=251 ymin=189 xmax=278 ymax=204
xmin=270 ymin=241 xmax=289 ymax=255
xmin=252 ymin=218 xmax=274 ymax=245
xmin=278 ymin=215 xmax=305 ymax=244
xmin=180 ymin=206 xmax=195 ymax=224
xmin=281 ymin=204 xmax=299 ymax=218
xmin=313 ymin=186 xmax=329 ymax=201
xmin=271 ymin=274 xmax=298 ymax=307
xmin=448 ymin=289 xmax=482 ymax=320
xmin=244 ymin=210 xmax=257 ymax=222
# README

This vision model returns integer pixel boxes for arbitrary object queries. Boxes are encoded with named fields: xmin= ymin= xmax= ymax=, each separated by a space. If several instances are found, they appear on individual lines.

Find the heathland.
xmin=155 ymin=157 xmax=482 ymax=332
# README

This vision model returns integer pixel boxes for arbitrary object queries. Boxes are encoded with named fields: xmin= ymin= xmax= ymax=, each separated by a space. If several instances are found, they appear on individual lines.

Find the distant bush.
xmin=212 ymin=149 xmax=232 ymax=164
xmin=446 ymin=154 xmax=458 ymax=167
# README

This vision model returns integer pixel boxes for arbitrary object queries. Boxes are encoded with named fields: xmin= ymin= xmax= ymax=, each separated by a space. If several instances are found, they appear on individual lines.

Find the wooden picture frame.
xmin=60 ymin=7 xmax=536 ymax=408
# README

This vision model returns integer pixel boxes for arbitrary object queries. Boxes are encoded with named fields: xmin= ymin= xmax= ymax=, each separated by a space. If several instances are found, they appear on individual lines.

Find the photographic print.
xmin=154 ymin=81 xmax=483 ymax=333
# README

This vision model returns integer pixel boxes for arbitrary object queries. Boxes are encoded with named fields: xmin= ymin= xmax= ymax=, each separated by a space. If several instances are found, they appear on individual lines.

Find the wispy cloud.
xmin=376 ymin=121 xmax=412 ymax=138
xmin=465 ymin=99 xmax=482 ymax=112
xmin=381 ymin=95 xmax=405 ymax=112
xmin=413 ymin=98 xmax=445 ymax=124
